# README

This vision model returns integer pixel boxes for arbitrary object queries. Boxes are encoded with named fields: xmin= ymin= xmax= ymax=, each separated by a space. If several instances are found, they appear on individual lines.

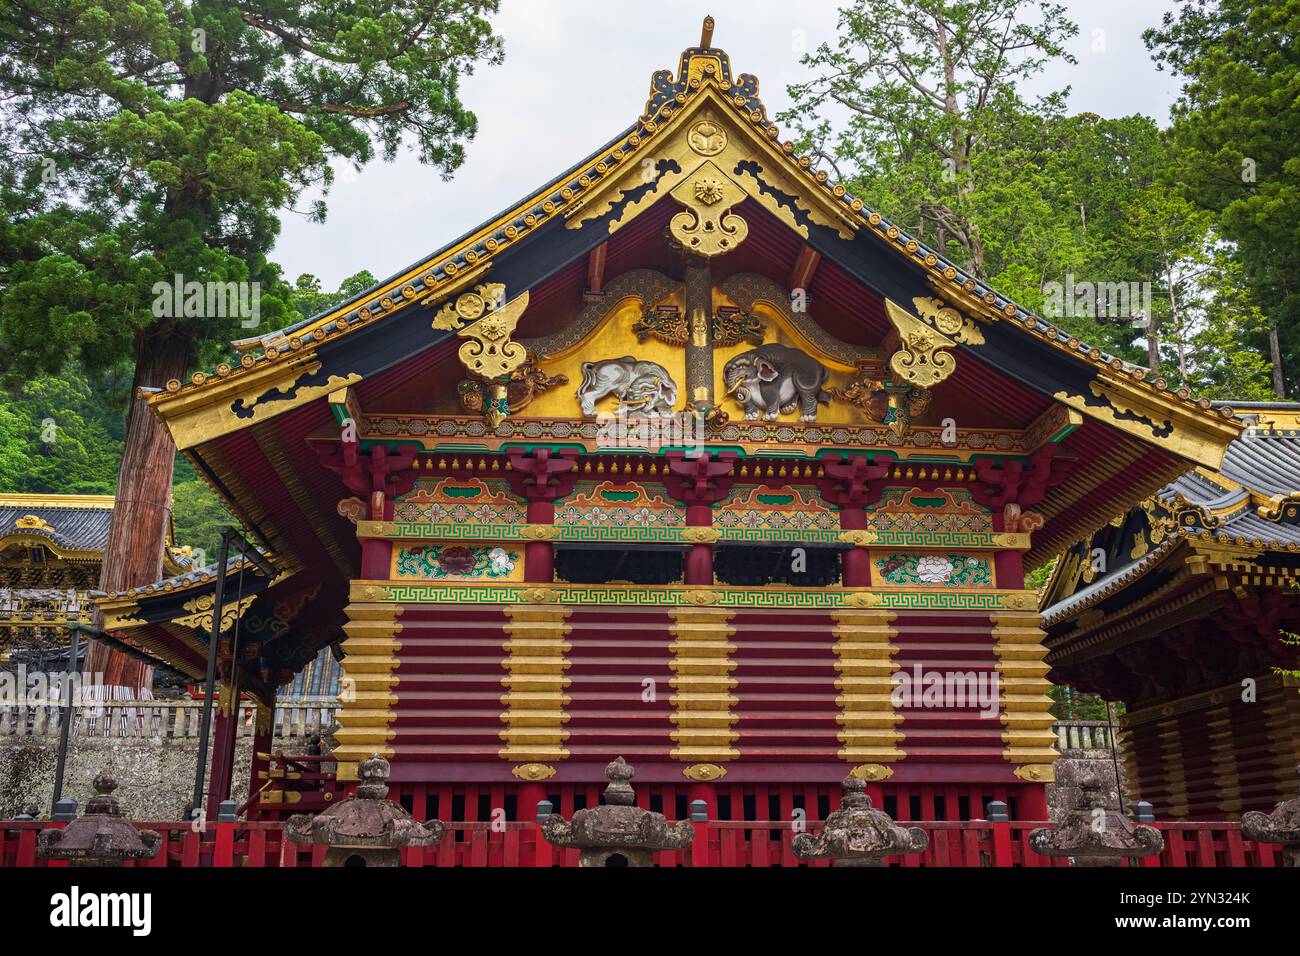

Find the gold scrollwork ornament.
xmin=848 ymin=764 xmax=895 ymax=782
xmin=912 ymin=297 xmax=985 ymax=346
xmin=433 ymin=283 xmax=505 ymax=331
xmin=457 ymin=291 xmax=530 ymax=380
xmin=885 ymin=299 xmax=958 ymax=389
xmin=668 ymin=161 xmax=749 ymax=258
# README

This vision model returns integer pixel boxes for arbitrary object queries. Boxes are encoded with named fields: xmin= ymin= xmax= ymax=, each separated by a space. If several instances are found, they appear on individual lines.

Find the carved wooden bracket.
xmin=664 ymin=451 xmax=738 ymax=505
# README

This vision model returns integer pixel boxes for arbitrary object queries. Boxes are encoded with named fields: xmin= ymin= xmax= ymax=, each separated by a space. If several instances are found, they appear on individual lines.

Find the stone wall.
xmin=0 ymin=737 xmax=255 ymax=820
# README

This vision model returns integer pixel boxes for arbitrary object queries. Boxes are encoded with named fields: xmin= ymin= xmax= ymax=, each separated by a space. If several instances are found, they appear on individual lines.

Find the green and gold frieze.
xmin=351 ymin=580 xmax=1040 ymax=612
xmin=357 ymin=520 xmax=1029 ymax=551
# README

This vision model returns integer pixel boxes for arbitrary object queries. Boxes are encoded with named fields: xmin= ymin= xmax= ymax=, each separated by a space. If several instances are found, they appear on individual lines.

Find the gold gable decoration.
xmin=668 ymin=159 xmax=749 ymax=258
xmin=885 ymin=299 xmax=959 ymax=390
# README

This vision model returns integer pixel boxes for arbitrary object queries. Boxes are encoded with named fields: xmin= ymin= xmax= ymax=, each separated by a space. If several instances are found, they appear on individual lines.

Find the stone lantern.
xmin=792 ymin=775 xmax=928 ymax=867
xmin=1242 ymin=765 xmax=1300 ymax=867
xmin=37 ymin=771 xmax=161 ymax=867
xmin=1029 ymin=763 xmax=1163 ymax=867
xmin=285 ymin=754 xmax=445 ymax=867
xmin=540 ymin=756 xmax=694 ymax=867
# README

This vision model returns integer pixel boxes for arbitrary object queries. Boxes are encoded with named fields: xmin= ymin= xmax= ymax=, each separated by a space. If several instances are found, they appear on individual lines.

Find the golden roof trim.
xmin=0 ymin=493 xmax=115 ymax=510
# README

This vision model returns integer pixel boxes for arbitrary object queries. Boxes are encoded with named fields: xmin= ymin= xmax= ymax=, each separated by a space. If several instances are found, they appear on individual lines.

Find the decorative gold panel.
xmin=499 ymin=604 xmax=572 ymax=764
xmin=832 ymin=609 xmax=906 ymax=764
xmin=668 ymin=608 xmax=739 ymax=763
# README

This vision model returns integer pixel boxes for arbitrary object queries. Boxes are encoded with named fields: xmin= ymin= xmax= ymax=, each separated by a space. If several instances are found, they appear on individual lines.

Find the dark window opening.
xmin=714 ymin=546 xmax=842 ymax=587
xmin=555 ymin=547 xmax=684 ymax=585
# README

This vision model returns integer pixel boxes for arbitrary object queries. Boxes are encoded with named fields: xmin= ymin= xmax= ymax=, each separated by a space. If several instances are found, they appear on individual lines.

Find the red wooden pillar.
xmin=818 ymin=456 xmax=890 ymax=587
xmin=518 ymin=782 xmax=547 ymax=821
xmin=687 ymin=782 xmax=718 ymax=818
xmin=1019 ymin=783 xmax=1049 ymax=822
xmin=525 ymin=500 xmax=556 ymax=583
xmin=316 ymin=441 xmax=419 ymax=580
xmin=507 ymin=449 xmax=579 ymax=585
xmin=206 ymin=683 xmax=241 ymax=818
xmin=839 ymin=506 xmax=872 ymax=587
xmin=684 ymin=504 xmax=714 ymax=585
xmin=666 ymin=452 xmax=737 ymax=587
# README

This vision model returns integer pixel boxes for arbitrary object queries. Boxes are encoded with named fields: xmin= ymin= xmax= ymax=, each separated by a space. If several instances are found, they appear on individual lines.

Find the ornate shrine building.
xmin=100 ymin=26 xmax=1247 ymax=829
xmin=1042 ymin=403 xmax=1300 ymax=820
xmin=0 ymin=495 xmax=193 ymax=667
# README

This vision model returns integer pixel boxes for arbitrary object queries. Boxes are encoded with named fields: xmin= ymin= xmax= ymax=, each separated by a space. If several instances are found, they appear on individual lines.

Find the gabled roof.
xmin=144 ymin=22 xmax=1241 ymax=470
xmin=0 ymin=494 xmax=195 ymax=572
xmin=0 ymin=494 xmax=115 ymax=556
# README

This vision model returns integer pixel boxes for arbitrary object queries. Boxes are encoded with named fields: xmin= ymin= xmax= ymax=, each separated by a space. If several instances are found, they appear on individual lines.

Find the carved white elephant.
xmin=578 ymin=357 xmax=678 ymax=418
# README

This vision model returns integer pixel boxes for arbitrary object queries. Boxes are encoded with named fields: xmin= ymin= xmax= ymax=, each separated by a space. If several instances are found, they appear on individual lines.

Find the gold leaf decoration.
xmin=433 ymin=283 xmax=505 ymax=331
xmin=457 ymin=291 xmax=531 ymax=380
xmin=913 ymin=296 xmax=986 ymax=346
xmin=683 ymin=763 xmax=728 ymax=782
xmin=848 ymin=764 xmax=895 ymax=782
xmin=668 ymin=160 xmax=749 ymax=258
xmin=512 ymin=763 xmax=557 ymax=782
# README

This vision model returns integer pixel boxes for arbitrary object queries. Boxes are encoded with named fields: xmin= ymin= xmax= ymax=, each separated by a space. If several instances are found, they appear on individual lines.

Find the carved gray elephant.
xmin=578 ymin=356 xmax=678 ymax=418
xmin=723 ymin=344 xmax=832 ymax=422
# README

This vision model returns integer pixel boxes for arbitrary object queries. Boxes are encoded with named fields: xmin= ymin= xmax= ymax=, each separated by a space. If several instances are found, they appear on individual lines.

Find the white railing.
xmin=1052 ymin=719 xmax=1116 ymax=752
xmin=0 ymin=700 xmax=337 ymax=741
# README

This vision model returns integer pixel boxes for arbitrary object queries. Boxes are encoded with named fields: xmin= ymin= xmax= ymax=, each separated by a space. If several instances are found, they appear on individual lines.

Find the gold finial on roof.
xmin=701 ymin=15 xmax=715 ymax=48
xmin=15 ymin=514 xmax=55 ymax=533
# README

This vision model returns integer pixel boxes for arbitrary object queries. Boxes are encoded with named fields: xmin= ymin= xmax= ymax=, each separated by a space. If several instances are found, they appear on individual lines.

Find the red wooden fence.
xmin=0 ymin=819 xmax=1282 ymax=868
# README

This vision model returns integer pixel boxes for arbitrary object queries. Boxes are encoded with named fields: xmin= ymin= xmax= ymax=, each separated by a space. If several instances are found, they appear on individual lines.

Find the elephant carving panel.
xmin=723 ymin=345 xmax=832 ymax=422
xmin=578 ymin=357 xmax=679 ymax=418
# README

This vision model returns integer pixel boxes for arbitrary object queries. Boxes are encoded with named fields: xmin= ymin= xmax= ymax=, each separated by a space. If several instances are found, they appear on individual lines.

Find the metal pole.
xmin=191 ymin=529 xmax=232 ymax=819
xmin=50 ymin=625 xmax=80 ymax=814
xmin=1105 ymin=699 xmax=1126 ymax=815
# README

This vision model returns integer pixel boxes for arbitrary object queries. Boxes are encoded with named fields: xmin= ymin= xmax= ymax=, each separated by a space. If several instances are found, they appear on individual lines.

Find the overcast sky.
xmin=271 ymin=0 xmax=1186 ymax=288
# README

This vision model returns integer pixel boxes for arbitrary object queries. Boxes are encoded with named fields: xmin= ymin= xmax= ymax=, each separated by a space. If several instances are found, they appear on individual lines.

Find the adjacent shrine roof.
xmin=0 ymin=494 xmax=195 ymax=573
xmin=1042 ymin=403 xmax=1300 ymax=631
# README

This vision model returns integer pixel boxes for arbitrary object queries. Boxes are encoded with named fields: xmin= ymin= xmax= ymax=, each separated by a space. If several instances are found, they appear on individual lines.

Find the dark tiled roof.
xmin=0 ymin=497 xmax=115 ymax=552
xmin=1218 ymin=431 xmax=1300 ymax=498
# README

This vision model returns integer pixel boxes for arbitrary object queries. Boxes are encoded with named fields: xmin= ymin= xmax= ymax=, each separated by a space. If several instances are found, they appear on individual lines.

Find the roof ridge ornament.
xmin=700 ymin=15 xmax=715 ymax=49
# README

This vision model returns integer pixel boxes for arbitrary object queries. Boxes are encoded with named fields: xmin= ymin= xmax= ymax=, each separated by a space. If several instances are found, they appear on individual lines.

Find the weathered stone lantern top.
xmin=1242 ymin=764 xmax=1300 ymax=866
xmin=285 ymin=754 xmax=445 ymax=849
xmin=1029 ymin=763 xmax=1163 ymax=865
xmin=37 ymin=771 xmax=161 ymax=866
xmin=541 ymin=757 xmax=695 ymax=857
xmin=792 ymin=775 xmax=928 ymax=866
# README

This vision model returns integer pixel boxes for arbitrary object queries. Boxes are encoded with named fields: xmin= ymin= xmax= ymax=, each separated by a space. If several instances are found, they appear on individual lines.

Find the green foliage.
xmin=1025 ymin=559 xmax=1055 ymax=593
xmin=288 ymin=270 xmax=378 ymax=322
xmin=170 ymin=476 xmax=229 ymax=561
xmin=1147 ymin=0 xmax=1300 ymax=395
xmin=1048 ymin=685 xmax=1117 ymax=722
xmin=0 ymin=0 xmax=502 ymax=384
xmin=0 ymin=367 xmax=127 ymax=494
xmin=783 ymin=0 xmax=1277 ymax=398
xmin=782 ymin=0 xmax=1078 ymax=279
